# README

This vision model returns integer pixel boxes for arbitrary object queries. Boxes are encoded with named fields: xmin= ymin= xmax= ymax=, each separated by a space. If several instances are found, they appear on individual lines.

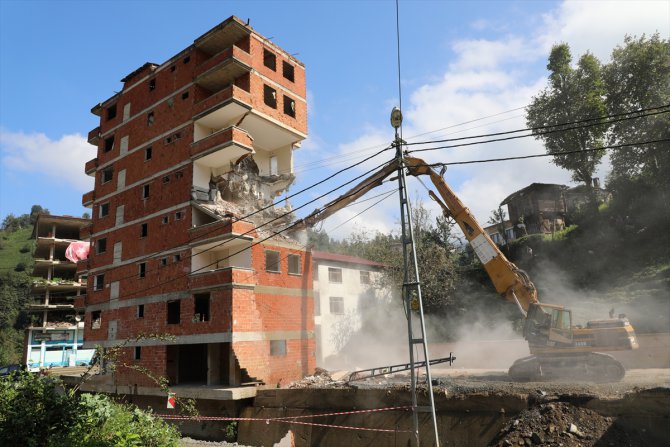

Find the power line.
xmin=414 ymin=138 xmax=670 ymax=167
xmin=406 ymin=104 xmax=670 ymax=148
xmin=407 ymin=108 xmax=670 ymax=153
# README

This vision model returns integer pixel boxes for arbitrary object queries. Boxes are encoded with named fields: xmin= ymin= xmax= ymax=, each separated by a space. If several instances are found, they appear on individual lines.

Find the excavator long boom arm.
xmin=292 ymin=155 xmax=538 ymax=315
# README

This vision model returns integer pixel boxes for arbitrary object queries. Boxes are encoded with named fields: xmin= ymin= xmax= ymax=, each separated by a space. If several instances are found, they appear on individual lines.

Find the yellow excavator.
xmin=292 ymin=155 xmax=639 ymax=382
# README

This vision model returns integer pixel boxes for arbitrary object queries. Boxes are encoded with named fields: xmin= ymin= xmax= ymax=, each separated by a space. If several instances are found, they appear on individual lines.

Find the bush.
xmin=0 ymin=372 xmax=180 ymax=447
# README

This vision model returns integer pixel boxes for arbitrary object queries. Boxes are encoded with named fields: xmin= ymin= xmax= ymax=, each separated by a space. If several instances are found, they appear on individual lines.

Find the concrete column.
xmin=228 ymin=344 xmax=239 ymax=386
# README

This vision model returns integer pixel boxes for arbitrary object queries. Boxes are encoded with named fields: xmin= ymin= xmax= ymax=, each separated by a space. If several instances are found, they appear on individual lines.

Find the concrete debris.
xmin=288 ymin=368 xmax=348 ymax=389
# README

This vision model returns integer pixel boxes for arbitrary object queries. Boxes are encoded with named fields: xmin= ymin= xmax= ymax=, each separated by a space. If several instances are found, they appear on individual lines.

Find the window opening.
xmin=140 ymin=223 xmax=148 ymax=238
xmin=101 ymin=168 xmax=113 ymax=184
xmin=265 ymin=250 xmax=280 ymax=273
xmin=142 ymin=184 xmax=150 ymax=199
xmin=160 ymin=257 xmax=168 ymax=266
xmin=162 ymin=175 xmax=170 ymax=184
xmin=147 ymin=111 xmax=154 ymax=126
xmin=106 ymin=104 xmax=117 ymax=120
xmin=167 ymin=300 xmax=180 ymax=324
xmin=282 ymin=61 xmax=295 ymax=82
xmin=283 ymin=95 xmax=296 ymax=117
xmin=270 ymin=340 xmax=286 ymax=356
xmin=145 ymin=146 xmax=152 ymax=161
xmin=175 ymin=211 xmax=184 ymax=220
xmin=104 ymin=136 xmax=115 ymax=152
xmin=194 ymin=293 xmax=210 ymax=322
xmin=138 ymin=262 xmax=146 ymax=278
xmin=175 ymin=171 xmax=183 ymax=179
xmin=328 ymin=267 xmax=342 ymax=283
xmin=170 ymin=65 xmax=176 ymax=72
xmin=138 ymin=304 xmax=144 ymax=318
xmin=263 ymin=85 xmax=277 ymax=108
xmin=173 ymin=254 xmax=181 ymax=262
xmin=134 ymin=346 xmax=141 ymax=360
xmin=94 ymin=274 xmax=104 ymax=291
xmin=183 ymin=55 xmax=190 ymax=64
xmin=360 ymin=270 xmax=371 ymax=284
xmin=288 ymin=254 xmax=301 ymax=275
xmin=149 ymin=79 xmax=156 ymax=91
xmin=91 ymin=311 xmax=102 ymax=329
xmin=96 ymin=238 xmax=107 ymax=254
xmin=162 ymin=216 xmax=169 ymax=224
xmin=263 ymin=49 xmax=276 ymax=70
xmin=329 ymin=297 xmax=344 ymax=314
xmin=181 ymin=91 xmax=189 ymax=100
xmin=99 ymin=203 xmax=110 ymax=218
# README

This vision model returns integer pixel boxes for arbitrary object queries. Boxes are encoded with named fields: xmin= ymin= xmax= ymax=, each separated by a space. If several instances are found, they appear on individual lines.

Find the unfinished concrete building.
xmin=80 ymin=16 xmax=313 ymax=390
xmin=26 ymin=214 xmax=95 ymax=370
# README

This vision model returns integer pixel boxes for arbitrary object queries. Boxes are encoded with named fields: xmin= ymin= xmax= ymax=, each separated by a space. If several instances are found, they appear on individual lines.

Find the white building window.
xmin=328 ymin=267 xmax=342 ymax=283
xmin=329 ymin=297 xmax=344 ymax=315
xmin=360 ymin=270 xmax=370 ymax=284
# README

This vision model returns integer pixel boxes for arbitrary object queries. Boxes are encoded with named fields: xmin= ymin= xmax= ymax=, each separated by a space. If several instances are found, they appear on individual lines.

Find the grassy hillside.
xmin=0 ymin=228 xmax=34 ymax=272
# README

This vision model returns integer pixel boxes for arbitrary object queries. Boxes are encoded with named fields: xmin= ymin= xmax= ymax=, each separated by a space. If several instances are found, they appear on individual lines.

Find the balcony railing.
xmin=87 ymin=127 xmax=100 ymax=146
xmin=84 ymin=158 xmax=98 ymax=176
xmin=193 ymin=84 xmax=252 ymax=117
xmin=82 ymin=190 xmax=95 ymax=207
xmin=189 ymin=267 xmax=254 ymax=290
xmin=191 ymin=126 xmax=253 ymax=160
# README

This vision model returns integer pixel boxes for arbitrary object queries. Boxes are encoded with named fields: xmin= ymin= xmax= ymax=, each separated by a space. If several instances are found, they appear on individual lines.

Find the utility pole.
xmin=390 ymin=107 xmax=440 ymax=447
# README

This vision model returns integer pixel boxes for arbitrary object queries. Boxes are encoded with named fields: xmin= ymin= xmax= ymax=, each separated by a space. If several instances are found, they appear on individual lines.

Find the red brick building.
xmin=80 ymin=16 xmax=313 ymax=389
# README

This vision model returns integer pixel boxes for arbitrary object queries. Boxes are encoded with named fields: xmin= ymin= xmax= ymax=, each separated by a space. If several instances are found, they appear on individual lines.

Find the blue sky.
xmin=1 ymin=0 xmax=668 ymax=237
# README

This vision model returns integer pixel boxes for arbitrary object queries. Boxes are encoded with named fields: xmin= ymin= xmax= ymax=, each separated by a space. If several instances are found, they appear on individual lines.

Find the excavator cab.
xmin=524 ymin=303 xmax=573 ymax=347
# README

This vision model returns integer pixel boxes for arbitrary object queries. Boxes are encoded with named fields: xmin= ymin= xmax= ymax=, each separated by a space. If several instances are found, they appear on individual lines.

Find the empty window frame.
xmin=142 ymin=184 xmax=150 ymax=199
xmin=283 ymin=95 xmax=296 ymax=117
xmin=160 ymin=257 xmax=168 ymax=266
xmin=167 ymin=300 xmax=180 ymax=324
xmin=181 ymin=91 xmax=189 ymax=100
xmin=144 ymin=146 xmax=152 ymax=161
xmin=265 ymin=250 xmax=280 ymax=273
xmin=101 ymin=168 xmax=113 ymax=184
xmin=162 ymin=175 xmax=170 ymax=184
xmin=173 ymin=253 xmax=182 ymax=262
xmin=263 ymin=85 xmax=277 ymax=108
xmin=96 ymin=238 xmax=107 ymax=254
xmin=288 ymin=254 xmax=301 ymax=275
xmin=148 ymin=79 xmax=156 ymax=91
xmin=104 ymin=136 xmax=115 ymax=152
xmin=329 ymin=296 xmax=344 ymax=315
xmin=137 ymin=304 xmax=145 ymax=318
xmin=270 ymin=340 xmax=287 ymax=356
xmin=175 ymin=171 xmax=184 ymax=179
xmin=183 ymin=55 xmax=190 ymax=64
xmin=282 ymin=61 xmax=295 ymax=82
xmin=91 ymin=311 xmax=102 ymax=329
xmin=106 ymin=104 xmax=117 ymax=120
xmin=328 ymin=267 xmax=342 ymax=283
xmin=99 ymin=203 xmax=110 ymax=218
xmin=162 ymin=216 xmax=169 ymax=224
xmin=360 ymin=270 xmax=371 ymax=284
xmin=94 ymin=274 xmax=105 ymax=291
xmin=263 ymin=49 xmax=276 ymax=70
xmin=138 ymin=262 xmax=146 ymax=278
xmin=147 ymin=111 xmax=154 ymax=126
xmin=140 ymin=223 xmax=148 ymax=238
xmin=175 ymin=211 xmax=184 ymax=220
xmin=134 ymin=346 xmax=141 ymax=360
xmin=194 ymin=293 xmax=210 ymax=322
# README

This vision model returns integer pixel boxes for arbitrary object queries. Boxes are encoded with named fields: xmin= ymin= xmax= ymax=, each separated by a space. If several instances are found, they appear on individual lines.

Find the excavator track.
xmin=508 ymin=352 xmax=625 ymax=383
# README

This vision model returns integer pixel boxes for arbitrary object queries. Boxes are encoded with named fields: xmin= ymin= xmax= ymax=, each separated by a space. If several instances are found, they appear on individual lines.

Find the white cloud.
xmin=328 ymin=0 xmax=668 ymax=235
xmin=1 ymin=129 xmax=93 ymax=192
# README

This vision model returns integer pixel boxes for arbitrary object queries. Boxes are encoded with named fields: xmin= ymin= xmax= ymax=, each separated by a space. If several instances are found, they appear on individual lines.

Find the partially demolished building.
xmin=80 ymin=16 xmax=313 ymax=388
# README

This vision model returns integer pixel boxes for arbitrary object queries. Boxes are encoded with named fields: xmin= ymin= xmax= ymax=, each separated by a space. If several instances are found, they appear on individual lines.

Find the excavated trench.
xmin=232 ymin=377 xmax=669 ymax=447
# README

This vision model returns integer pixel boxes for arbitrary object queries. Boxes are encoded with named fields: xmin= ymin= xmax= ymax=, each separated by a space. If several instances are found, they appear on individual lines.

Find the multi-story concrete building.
xmin=311 ymin=251 xmax=386 ymax=367
xmin=80 ymin=16 xmax=313 ymax=389
xmin=26 ymin=214 xmax=95 ymax=370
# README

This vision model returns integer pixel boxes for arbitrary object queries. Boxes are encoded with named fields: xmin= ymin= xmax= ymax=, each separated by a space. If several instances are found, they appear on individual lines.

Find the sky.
xmin=1 ymin=0 xmax=668 ymax=239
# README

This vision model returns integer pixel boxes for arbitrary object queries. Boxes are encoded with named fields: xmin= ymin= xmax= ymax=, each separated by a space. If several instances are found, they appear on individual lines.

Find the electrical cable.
xmin=407 ymin=108 xmax=670 ymax=153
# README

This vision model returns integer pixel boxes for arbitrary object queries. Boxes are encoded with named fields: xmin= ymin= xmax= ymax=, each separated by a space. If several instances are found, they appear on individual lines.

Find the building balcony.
xmin=194 ymin=16 xmax=251 ymax=57
xmin=28 ymin=303 xmax=75 ymax=312
xmin=193 ymin=84 xmax=252 ymax=118
xmin=85 ymin=158 xmax=98 ymax=176
xmin=82 ymin=190 xmax=95 ymax=208
xmin=88 ymin=127 xmax=100 ymax=146
xmin=195 ymin=50 xmax=251 ymax=94
xmin=191 ymin=126 xmax=253 ymax=165
xmin=189 ymin=267 xmax=254 ymax=290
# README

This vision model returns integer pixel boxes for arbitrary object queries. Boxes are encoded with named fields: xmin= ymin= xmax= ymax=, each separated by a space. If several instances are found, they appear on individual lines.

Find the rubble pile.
xmin=489 ymin=402 xmax=638 ymax=447
xmin=288 ymin=368 xmax=348 ymax=389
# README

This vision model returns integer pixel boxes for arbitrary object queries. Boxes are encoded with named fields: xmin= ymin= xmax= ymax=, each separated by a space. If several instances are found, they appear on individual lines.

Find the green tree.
xmin=526 ymin=44 xmax=608 ymax=188
xmin=603 ymin=33 xmax=670 ymax=196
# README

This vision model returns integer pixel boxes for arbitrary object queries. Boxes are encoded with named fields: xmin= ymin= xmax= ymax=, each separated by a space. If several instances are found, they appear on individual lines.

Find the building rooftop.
xmin=500 ymin=183 xmax=568 ymax=205
xmin=311 ymin=250 xmax=385 ymax=268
